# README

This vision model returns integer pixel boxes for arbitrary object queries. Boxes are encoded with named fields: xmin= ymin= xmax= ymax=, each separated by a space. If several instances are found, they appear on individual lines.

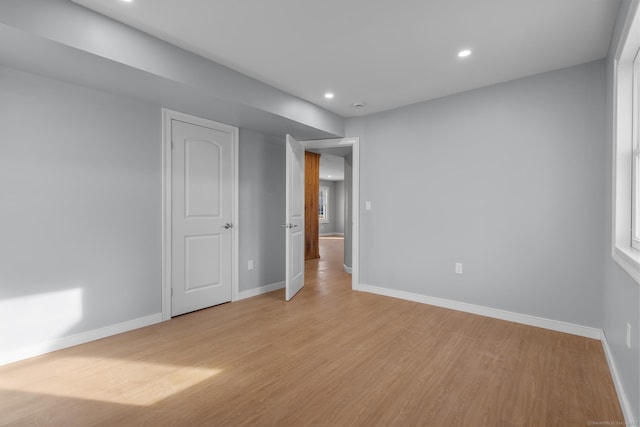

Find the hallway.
xmin=304 ymin=236 xmax=351 ymax=295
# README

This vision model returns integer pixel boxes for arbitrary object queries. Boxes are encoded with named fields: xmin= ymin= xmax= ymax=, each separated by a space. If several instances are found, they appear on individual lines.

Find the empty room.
xmin=0 ymin=0 xmax=639 ymax=425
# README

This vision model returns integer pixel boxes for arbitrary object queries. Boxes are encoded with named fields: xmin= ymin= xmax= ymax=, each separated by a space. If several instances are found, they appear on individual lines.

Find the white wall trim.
xmin=343 ymin=264 xmax=353 ymax=274
xmin=601 ymin=332 xmax=636 ymax=424
xmin=358 ymin=284 xmax=602 ymax=339
xmin=237 ymin=281 xmax=285 ymax=300
xmin=162 ymin=109 xmax=172 ymax=320
xmin=613 ymin=246 xmax=640 ymax=286
xmin=162 ymin=109 xmax=240 ymax=319
xmin=0 ymin=313 xmax=163 ymax=367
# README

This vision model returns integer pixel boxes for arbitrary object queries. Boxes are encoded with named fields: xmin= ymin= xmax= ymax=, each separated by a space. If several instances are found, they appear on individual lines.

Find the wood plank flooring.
xmin=0 ymin=237 xmax=623 ymax=426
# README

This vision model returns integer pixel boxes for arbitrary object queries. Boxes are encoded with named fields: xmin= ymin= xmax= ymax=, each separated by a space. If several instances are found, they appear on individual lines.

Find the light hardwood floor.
xmin=0 ymin=237 xmax=623 ymax=426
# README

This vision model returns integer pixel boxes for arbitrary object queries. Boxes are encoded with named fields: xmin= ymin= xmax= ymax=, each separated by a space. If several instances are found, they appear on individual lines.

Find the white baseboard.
xmin=237 ymin=281 xmax=285 ymax=300
xmin=0 ymin=313 xmax=163 ymax=366
xmin=357 ymin=284 xmax=602 ymax=339
xmin=343 ymin=264 xmax=352 ymax=274
xmin=601 ymin=332 xmax=636 ymax=424
xmin=319 ymin=233 xmax=344 ymax=237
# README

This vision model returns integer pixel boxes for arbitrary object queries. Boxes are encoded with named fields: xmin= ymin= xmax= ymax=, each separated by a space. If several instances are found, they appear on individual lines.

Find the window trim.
xmin=612 ymin=0 xmax=640 ymax=284
xmin=319 ymin=185 xmax=329 ymax=224
xmin=633 ymin=55 xmax=640 ymax=249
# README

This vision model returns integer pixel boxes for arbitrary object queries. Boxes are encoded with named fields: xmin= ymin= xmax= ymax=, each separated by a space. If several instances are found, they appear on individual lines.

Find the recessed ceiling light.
xmin=328 ymin=175 xmax=332 ymax=178
xmin=458 ymin=49 xmax=472 ymax=58
xmin=121 ymin=0 xmax=133 ymax=2
xmin=324 ymin=92 xmax=334 ymax=99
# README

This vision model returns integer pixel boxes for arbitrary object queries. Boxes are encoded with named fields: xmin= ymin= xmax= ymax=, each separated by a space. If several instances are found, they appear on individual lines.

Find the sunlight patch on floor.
xmin=0 ymin=357 xmax=222 ymax=406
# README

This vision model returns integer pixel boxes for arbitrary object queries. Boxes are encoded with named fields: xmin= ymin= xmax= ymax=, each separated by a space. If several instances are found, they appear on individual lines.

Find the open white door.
xmin=285 ymin=134 xmax=305 ymax=301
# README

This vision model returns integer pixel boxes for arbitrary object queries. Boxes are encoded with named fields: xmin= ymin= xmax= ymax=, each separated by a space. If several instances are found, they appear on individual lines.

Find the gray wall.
xmin=335 ymin=181 xmax=345 ymax=234
xmin=347 ymin=60 xmax=606 ymax=328
xmin=0 ymin=64 xmax=289 ymax=357
xmin=0 ymin=65 xmax=162 ymax=353
xmin=603 ymin=0 xmax=640 ymax=420
xmin=343 ymin=154 xmax=353 ymax=269
xmin=239 ymin=130 xmax=285 ymax=291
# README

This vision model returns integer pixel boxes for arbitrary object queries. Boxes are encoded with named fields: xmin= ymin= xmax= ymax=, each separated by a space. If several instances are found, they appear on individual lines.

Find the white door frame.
xmin=161 ymin=109 xmax=239 ymax=321
xmin=301 ymin=137 xmax=360 ymax=290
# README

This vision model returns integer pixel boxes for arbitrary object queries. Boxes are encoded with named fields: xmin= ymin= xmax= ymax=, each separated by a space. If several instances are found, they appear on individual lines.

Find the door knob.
xmin=223 ymin=223 xmax=233 ymax=229
xmin=281 ymin=223 xmax=299 ymax=229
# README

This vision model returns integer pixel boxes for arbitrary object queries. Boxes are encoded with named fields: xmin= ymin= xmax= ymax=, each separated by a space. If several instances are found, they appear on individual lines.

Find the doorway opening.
xmin=284 ymin=135 xmax=359 ymax=301
xmin=302 ymin=137 xmax=360 ymax=291
xmin=306 ymin=149 xmax=349 ymax=276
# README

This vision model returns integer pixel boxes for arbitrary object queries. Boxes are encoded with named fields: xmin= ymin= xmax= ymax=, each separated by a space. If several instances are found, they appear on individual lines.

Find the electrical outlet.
xmin=627 ymin=323 xmax=632 ymax=349
xmin=455 ymin=263 xmax=463 ymax=274
xmin=248 ymin=260 xmax=254 ymax=271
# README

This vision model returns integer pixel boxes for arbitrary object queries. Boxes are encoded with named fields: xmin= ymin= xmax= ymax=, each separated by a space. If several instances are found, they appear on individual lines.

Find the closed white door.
xmin=285 ymin=134 xmax=305 ymax=301
xmin=171 ymin=119 xmax=235 ymax=316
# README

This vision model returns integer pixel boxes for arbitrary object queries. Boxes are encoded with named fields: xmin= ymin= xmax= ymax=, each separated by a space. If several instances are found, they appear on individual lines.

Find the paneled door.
xmin=285 ymin=134 xmax=305 ymax=301
xmin=171 ymin=118 xmax=235 ymax=316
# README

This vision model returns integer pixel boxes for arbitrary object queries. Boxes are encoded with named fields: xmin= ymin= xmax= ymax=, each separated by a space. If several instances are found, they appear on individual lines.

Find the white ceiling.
xmin=319 ymin=153 xmax=346 ymax=181
xmin=308 ymin=147 xmax=351 ymax=181
xmin=70 ymin=0 xmax=620 ymax=118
